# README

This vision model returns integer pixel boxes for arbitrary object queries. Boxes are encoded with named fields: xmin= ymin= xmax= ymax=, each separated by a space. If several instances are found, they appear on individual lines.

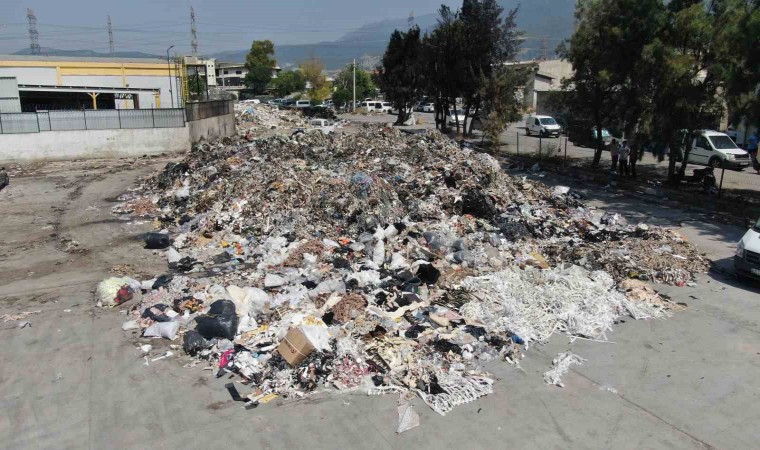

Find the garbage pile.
xmin=110 ymin=125 xmax=709 ymax=416
xmin=234 ymin=103 xmax=307 ymax=133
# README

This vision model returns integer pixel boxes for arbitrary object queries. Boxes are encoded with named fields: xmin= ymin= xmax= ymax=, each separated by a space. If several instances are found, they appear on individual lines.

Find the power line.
xmin=190 ymin=6 xmax=198 ymax=56
xmin=27 ymin=9 xmax=40 ymax=55
xmin=107 ymin=15 xmax=114 ymax=55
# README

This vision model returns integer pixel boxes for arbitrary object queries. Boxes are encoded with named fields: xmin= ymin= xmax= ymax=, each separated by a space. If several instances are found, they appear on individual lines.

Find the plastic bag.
xmin=194 ymin=300 xmax=239 ymax=340
xmin=183 ymin=330 xmax=209 ymax=356
xmin=143 ymin=321 xmax=180 ymax=340
xmin=144 ymin=232 xmax=171 ymax=249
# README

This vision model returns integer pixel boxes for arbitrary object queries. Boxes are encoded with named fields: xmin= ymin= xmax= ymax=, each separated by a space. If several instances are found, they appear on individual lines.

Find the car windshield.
xmin=539 ymin=118 xmax=557 ymax=125
xmin=708 ymin=135 xmax=738 ymax=150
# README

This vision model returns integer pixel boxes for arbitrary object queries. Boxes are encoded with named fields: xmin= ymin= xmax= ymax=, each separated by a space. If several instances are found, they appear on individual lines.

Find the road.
xmin=1 ymin=140 xmax=759 ymax=449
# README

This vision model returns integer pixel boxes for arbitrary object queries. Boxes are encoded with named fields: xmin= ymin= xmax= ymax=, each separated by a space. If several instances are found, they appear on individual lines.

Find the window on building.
xmin=224 ymin=70 xmax=228 ymax=74
xmin=236 ymin=70 xmax=242 ymax=75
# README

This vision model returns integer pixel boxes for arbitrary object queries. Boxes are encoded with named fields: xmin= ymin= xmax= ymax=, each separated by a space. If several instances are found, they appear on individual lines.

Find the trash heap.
xmin=110 ymin=125 xmax=709 ymax=415
xmin=234 ymin=103 xmax=307 ymax=134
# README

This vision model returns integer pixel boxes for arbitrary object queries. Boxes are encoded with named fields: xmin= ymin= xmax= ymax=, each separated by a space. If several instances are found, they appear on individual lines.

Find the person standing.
xmin=619 ymin=140 xmax=630 ymax=176
xmin=629 ymin=141 xmax=641 ymax=178
xmin=748 ymin=132 xmax=759 ymax=174
xmin=610 ymin=138 xmax=619 ymax=173
xmin=0 ymin=167 xmax=9 ymax=192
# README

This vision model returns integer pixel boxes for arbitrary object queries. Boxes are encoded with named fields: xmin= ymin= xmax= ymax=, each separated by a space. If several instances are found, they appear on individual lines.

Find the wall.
xmin=0 ymin=126 xmax=190 ymax=162
xmin=188 ymin=112 xmax=236 ymax=144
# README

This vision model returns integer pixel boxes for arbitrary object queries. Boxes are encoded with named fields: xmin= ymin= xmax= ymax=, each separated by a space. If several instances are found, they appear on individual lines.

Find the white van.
xmin=688 ymin=130 xmax=751 ymax=170
xmin=295 ymin=100 xmax=312 ymax=108
xmin=525 ymin=115 xmax=561 ymax=137
xmin=735 ymin=217 xmax=760 ymax=280
xmin=360 ymin=101 xmax=392 ymax=114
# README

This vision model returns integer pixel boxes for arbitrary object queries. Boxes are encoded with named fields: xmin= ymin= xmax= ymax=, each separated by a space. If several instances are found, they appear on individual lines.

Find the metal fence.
xmin=0 ymin=108 xmax=186 ymax=134
xmin=185 ymin=100 xmax=232 ymax=122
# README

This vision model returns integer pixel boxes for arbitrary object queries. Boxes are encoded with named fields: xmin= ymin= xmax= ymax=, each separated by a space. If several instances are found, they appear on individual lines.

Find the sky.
xmin=3 ymin=0 xmax=459 ymax=55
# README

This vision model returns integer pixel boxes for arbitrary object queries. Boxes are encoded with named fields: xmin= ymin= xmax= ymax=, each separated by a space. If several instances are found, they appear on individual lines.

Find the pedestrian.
xmin=629 ymin=141 xmax=641 ymax=178
xmin=748 ymin=132 xmax=759 ymax=174
xmin=619 ymin=140 xmax=630 ymax=176
xmin=0 ymin=167 xmax=8 ymax=192
xmin=610 ymin=138 xmax=619 ymax=173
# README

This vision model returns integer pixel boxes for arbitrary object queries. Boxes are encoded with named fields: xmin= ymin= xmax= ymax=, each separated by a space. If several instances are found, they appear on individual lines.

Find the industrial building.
xmin=0 ymin=55 xmax=181 ymax=111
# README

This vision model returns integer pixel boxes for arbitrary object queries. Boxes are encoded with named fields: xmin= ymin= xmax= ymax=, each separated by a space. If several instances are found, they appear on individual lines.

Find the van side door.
xmin=690 ymin=135 xmax=710 ymax=165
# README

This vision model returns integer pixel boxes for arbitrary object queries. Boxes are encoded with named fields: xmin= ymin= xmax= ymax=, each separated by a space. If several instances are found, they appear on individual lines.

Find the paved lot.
xmin=1 ymin=144 xmax=759 ymax=449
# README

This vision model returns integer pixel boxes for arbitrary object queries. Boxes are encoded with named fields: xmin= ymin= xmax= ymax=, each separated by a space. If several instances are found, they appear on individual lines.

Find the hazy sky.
xmin=3 ymin=0 xmax=459 ymax=55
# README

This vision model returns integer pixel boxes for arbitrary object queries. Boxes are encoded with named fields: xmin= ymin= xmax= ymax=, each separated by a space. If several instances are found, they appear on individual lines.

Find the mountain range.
xmin=12 ymin=0 xmax=576 ymax=70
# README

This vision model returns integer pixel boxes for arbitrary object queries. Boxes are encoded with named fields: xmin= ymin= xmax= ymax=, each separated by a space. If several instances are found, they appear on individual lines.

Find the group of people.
xmin=609 ymin=138 xmax=641 ymax=177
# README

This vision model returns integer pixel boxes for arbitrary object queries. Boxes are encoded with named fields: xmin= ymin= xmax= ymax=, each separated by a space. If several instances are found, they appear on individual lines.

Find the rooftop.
xmin=0 ymin=54 xmax=167 ymax=65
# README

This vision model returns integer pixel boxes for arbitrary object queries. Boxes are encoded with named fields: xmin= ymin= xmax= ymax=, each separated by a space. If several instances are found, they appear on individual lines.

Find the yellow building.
xmin=0 ymin=54 xmax=182 ymax=111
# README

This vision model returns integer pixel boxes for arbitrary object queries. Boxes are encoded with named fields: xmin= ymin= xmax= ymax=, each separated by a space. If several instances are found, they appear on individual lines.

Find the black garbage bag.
xmin=183 ymin=330 xmax=209 ymax=356
xmin=144 ymin=233 xmax=171 ymax=249
xmin=171 ymin=256 xmax=197 ymax=272
xmin=152 ymin=274 xmax=173 ymax=290
xmin=461 ymin=188 xmax=498 ymax=219
xmin=142 ymin=304 xmax=173 ymax=322
xmin=416 ymin=263 xmax=441 ymax=285
xmin=194 ymin=300 xmax=239 ymax=340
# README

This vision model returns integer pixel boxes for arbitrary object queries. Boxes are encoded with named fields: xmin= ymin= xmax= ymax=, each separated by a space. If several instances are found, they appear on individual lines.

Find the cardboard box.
xmin=277 ymin=327 xmax=315 ymax=367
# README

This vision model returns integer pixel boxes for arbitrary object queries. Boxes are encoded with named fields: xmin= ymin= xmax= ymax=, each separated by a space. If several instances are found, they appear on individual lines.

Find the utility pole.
xmin=540 ymin=36 xmax=548 ymax=61
xmin=166 ymin=45 xmax=175 ymax=108
xmin=107 ymin=15 xmax=114 ymax=56
xmin=190 ymin=6 xmax=198 ymax=56
xmin=27 ymin=9 xmax=40 ymax=55
xmin=352 ymin=59 xmax=356 ymax=112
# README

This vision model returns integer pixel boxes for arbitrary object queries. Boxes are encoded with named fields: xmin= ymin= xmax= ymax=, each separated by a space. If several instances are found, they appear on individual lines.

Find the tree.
xmin=720 ymin=0 xmax=760 ymax=142
xmin=271 ymin=70 xmax=305 ymax=97
xmin=299 ymin=58 xmax=330 ymax=103
xmin=244 ymin=40 xmax=277 ymax=95
xmin=479 ymin=66 xmax=529 ymax=148
xmin=421 ymin=6 xmax=466 ymax=133
xmin=559 ymin=0 xmax=666 ymax=168
xmin=332 ymin=64 xmax=375 ymax=110
xmin=378 ymin=26 xmax=423 ymax=124
xmin=458 ymin=0 xmax=523 ymax=136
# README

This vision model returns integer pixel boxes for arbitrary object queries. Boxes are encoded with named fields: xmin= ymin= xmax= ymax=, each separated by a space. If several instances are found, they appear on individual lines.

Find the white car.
xmin=422 ymin=102 xmax=435 ymax=113
xmin=734 ymin=217 xmax=760 ymax=280
xmin=295 ymin=100 xmax=312 ymax=108
xmin=688 ymin=130 xmax=751 ymax=170
xmin=526 ymin=115 xmax=561 ymax=137
xmin=446 ymin=109 xmax=467 ymax=126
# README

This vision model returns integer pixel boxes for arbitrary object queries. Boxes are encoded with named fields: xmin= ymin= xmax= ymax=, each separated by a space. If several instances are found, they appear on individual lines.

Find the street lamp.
xmin=166 ymin=45 xmax=175 ymax=108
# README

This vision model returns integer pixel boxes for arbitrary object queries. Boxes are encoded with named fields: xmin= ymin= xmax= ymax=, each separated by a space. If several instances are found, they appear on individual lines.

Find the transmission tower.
xmin=190 ymin=6 xmax=198 ymax=56
xmin=107 ymin=15 xmax=114 ymax=55
xmin=408 ymin=11 xmax=415 ymax=29
xmin=27 ymin=9 xmax=41 ymax=55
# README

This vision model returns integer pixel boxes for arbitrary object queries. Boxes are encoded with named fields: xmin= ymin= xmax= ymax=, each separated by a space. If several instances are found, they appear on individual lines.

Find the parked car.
xmin=688 ymin=130 xmax=751 ymax=170
xmin=525 ymin=115 xmax=561 ymax=137
xmin=422 ymin=102 xmax=435 ymax=113
xmin=295 ymin=100 xmax=312 ymax=108
xmin=734 ymin=216 xmax=760 ymax=280
xmin=446 ymin=109 xmax=467 ymax=127
xmin=567 ymin=122 xmax=612 ymax=148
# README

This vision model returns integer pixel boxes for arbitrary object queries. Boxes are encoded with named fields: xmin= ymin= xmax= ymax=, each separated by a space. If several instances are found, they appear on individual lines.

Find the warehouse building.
xmin=0 ymin=55 xmax=180 ymax=111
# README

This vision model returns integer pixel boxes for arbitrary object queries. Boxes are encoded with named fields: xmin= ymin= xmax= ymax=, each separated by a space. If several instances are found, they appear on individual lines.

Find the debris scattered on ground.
xmin=543 ymin=352 xmax=587 ymax=388
xmin=108 ymin=125 xmax=709 ymax=425
xmin=1 ymin=310 xmax=42 ymax=323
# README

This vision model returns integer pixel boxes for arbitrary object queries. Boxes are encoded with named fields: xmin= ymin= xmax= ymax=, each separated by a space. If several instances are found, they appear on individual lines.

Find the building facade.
xmin=0 ymin=55 xmax=180 ymax=111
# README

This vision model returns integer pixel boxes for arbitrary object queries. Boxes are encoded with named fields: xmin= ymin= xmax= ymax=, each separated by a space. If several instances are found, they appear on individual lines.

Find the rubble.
xmin=110 ymin=124 xmax=709 ymax=421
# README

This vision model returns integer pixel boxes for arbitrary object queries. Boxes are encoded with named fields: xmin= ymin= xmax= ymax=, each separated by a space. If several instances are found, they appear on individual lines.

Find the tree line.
xmin=243 ymin=40 xmax=376 ymax=106
xmin=377 ymin=0 xmax=527 ymax=144
xmin=558 ymin=0 xmax=759 ymax=181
